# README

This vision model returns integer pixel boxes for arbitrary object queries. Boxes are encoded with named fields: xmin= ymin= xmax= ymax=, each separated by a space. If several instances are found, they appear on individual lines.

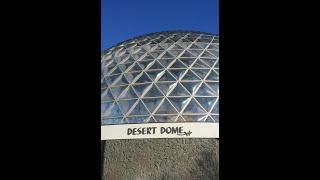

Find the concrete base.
xmin=102 ymin=138 xmax=219 ymax=180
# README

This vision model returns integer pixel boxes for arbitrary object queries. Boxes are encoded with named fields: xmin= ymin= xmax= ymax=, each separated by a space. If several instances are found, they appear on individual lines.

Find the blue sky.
xmin=101 ymin=0 xmax=219 ymax=51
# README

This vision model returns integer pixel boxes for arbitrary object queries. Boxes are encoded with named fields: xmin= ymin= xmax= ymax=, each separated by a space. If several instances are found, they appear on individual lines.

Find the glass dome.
xmin=101 ymin=31 xmax=219 ymax=125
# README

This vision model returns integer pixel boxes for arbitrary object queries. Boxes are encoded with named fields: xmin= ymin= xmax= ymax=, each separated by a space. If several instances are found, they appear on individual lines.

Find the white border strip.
xmin=101 ymin=122 xmax=219 ymax=140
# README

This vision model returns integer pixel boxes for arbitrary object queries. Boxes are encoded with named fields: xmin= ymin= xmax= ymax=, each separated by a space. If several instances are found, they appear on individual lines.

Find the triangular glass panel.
xmin=126 ymin=116 xmax=148 ymax=123
xmin=181 ymin=38 xmax=191 ymax=42
xmin=158 ymin=58 xmax=174 ymax=68
xmin=148 ymin=40 xmax=156 ymax=45
xmin=132 ymin=52 xmax=145 ymax=61
xmin=112 ymin=75 xmax=129 ymax=86
xmin=124 ymin=72 xmax=140 ymax=83
xmin=135 ymin=72 xmax=152 ymax=83
xmin=104 ymin=65 xmax=116 ymax=75
xmin=155 ymin=99 xmax=178 ymax=114
xmin=153 ymin=39 xmax=162 ymax=44
xmin=101 ymin=77 xmax=108 ymax=89
xmin=183 ymin=98 xmax=206 ymax=114
xmin=168 ymin=50 xmax=183 ymax=57
xmin=177 ymin=42 xmax=189 ymax=48
xmin=118 ymin=62 xmax=134 ymax=72
xmin=205 ymin=116 xmax=214 ymax=122
xmin=210 ymin=99 xmax=219 ymax=114
xmin=198 ymin=38 xmax=212 ymax=43
xmin=129 ymin=46 xmax=140 ymax=54
xmin=102 ymin=61 xmax=112 ymax=72
xmin=118 ymin=86 xmax=138 ymax=100
xmin=168 ymin=69 xmax=186 ymax=80
xmin=125 ymin=56 xmax=135 ymax=64
xmin=125 ymin=43 xmax=136 ymax=49
xmin=176 ymin=116 xmax=186 ymax=122
xmin=105 ymin=74 xmax=120 ymax=86
xmin=191 ymin=69 xmax=210 ymax=79
xmin=132 ymin=83 xmax=152 ymax=97
xmin=145 ymin=70 xmax=162 ymax=81
xmin=113 ymin=57 xmax=123 ymax=64
xmin=127 ymin=63 xmax=142 ymax=72
xmin=109 ymin=67 xmax=122 ymax=75
xmin=202 ymin=35 xmax=213 ymax=39
xmin=206 ymin=70 xmax=219 ymax=81
xmin=160 ymin=51 xmax=174 ymax=58
xmin=195 ymin=97 xmax=217 ymax=112
xmin=118 ymin=99 xmax=138 ymax=115
xmin=163 ymin=39 xmax=174 ymax=44
xmin=148 ymin=61 xmax=164 ymax=70
xmin=101 ymin=89 xmax=114 ymax=102
xmin=144 ymin=85 xmax=163 ymax=97
xmin=181 ymin=70 xmax=201 ymax=81
xmin=179 ymin=58 xmax=196 ymax=67
xmin=182 ymin=115 xmax=207 ymax=122
xmin=148 ymin=116 xmax=157 ymax=123
xmin=137 ymin=60 xmax=153 ymax=69
xmin=188 ymin=49 xmax=203 ymax=56
xmin=200 ymin=58 xmax=216 ymax=68
xmin=208 ymin=49 xmax=219 ymax=57
xmin=195 ymin=42 xmax=209 ymax=48
xmin=102 ymin=54 xmax=112 ymax=61
xmin=105 ymin=60 xmax=117 ymax=69
xmin=168 ymin=83 xmax=190 ymax=97
xmin=142 ymin=53 xmax=154 ymax=60
xmin=201 ymin=50 xmax=214 ymax=58
xmin=207 ymin=44 xmax=217 ymax=49
xmin=170 ymin=37 xmax=181 ymax=42
xmin=155 ymin=82 xmax=175 ymax=96
xmin=214 ymin=59 xmax=219 ymax=68
xmin=110 ymin=102 xmax=123 ymax=117
xmin=137 ymin=48 xmax=147 ymax=54
xmin=142 ymin=98 xmax=163 ymax=114
xmin=160 ymin=43 xmax=173 ymax=49
xmin=195 ymin=83 xmax=216 ymax=96
xmin=128 ymin=100 xmax=149 ymax=116
xmin=131 ymin=47 xmax=142 ymax=54
xmin=205 ymin=82 xmax=219 ymax=95
xmin=189 ymin=44 xmax=202 ymax=49
xmin=170 ymin=44 xmax=184 ymax=50
xmin=142 ymin=44 xmax=152 ymax=51
xmin=214 ymin=68 xmax=219 ymax=74
xmin=168 ymin=97 xmax=190 ymax=112
xmin=153 ymin=115 xmax=177 ymax=122
xmin=138 ymin=41 xmax=147 ymax=47
xmin=180 ymin=50 xmax=196 ymax=57
xmin=211 ymin=115 xmax=219 ymax=122
xmin=154 ymin=45 xmax=165 ymax=51
xmin=101 ymin=102 xmax=113 ymax=117
xmin=186 ymin=37 xmax=197 ymax=42
xmin=119 ymin=54 xmax=130 ymax=64
xmin=192 ymin=59 xmax=211 ymax=68
xmin=170 ymin=59 xmax=187 ymax=68
xmin=149 ymin=51 xmax=163 ymax=59
xmin=181 ymin=82 xmax=201 ymax=95
xmin=109 ymin=85 xmax=127 ymax=99
xmin=158 ymin=70 xmax=176 ymax=81
xmin=102 ymin=117 xmax=125 ymax=125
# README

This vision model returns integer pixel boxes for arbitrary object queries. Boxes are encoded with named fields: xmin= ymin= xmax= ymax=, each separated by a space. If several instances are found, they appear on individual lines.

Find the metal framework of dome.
xmin=101 ymin=31 xmax=219 ymax=125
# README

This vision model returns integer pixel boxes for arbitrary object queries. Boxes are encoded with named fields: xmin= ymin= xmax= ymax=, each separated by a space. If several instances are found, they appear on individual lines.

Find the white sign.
xmin=101 ymin=122 xmax=219 ymax=140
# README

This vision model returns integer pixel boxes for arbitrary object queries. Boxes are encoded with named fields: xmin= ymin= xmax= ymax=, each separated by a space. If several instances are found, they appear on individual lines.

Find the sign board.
xmin=101 ymin=122 xmax=219 ymax=140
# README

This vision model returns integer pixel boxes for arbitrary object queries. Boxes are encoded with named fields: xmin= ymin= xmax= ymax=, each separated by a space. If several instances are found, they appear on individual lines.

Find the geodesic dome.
xmin=101 ymin=31 xmax=219 ymax=125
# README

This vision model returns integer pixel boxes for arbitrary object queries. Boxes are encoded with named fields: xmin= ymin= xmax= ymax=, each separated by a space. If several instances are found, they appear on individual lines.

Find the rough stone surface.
xmin=102 ymin=138 xmax=219 ymax=180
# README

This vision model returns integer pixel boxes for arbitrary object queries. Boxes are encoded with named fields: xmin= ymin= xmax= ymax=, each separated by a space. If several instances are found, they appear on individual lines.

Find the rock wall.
xmin=102 ymin=138 xmax=219 ymax=180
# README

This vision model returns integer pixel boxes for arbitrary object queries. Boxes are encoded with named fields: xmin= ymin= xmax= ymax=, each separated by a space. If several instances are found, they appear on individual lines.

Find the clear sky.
xmin=101 ymin=0 xmax=219 ymax=51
